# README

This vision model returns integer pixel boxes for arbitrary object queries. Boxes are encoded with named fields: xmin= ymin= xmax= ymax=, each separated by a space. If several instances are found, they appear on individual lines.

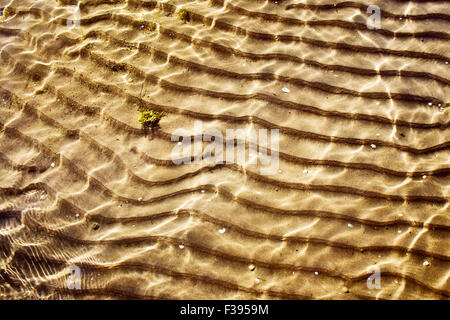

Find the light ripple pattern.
xmin=0 ymin=0 xmax=448 ymax=300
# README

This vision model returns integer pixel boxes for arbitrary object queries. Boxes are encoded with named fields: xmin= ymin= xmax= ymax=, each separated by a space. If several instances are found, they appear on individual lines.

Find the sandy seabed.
xmin=0 ymin=0 xmax=449 ymax=300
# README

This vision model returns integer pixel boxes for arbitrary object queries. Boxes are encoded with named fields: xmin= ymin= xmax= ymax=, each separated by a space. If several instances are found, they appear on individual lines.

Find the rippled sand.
xmin=0 ymin=0 xmax=449 ymax=299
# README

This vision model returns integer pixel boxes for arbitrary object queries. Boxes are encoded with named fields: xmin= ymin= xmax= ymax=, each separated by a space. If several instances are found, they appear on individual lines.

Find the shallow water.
xmin=0 ymin=0 xmax=448 ymax=299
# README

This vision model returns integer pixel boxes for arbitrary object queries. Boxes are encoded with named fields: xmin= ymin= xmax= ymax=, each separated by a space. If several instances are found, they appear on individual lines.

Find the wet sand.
xmin=0 ymin=0 xmax=449 ymax=299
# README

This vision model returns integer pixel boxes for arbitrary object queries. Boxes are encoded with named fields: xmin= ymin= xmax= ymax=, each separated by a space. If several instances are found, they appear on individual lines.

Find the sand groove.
xmin=0 ymin=0 xmax=449 ymax=300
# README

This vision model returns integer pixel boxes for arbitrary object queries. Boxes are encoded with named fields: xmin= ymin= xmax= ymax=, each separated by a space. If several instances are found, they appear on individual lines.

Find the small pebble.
xmin=422 ymin=175 xmax=427 ymax=180
xmin=50 ymin=162 xmax=55 ymax=167
xmin=440 ymin=107 xmax=445 ymax=112
xmin=423 ymin=260 xmax=430 ymax=266
xmin=446 ymin=61 xmax=449 ymax=65
xmin=219 ymin=228 xmax=226 ymax=234
xmin=347 ymin=223 xmax=353 ymax=228
xmin=278 ymin=169 xmax=282 ymax=173
xmin=40 ymin=194 xmax=47 ymax=200
xmin=254 ymin=278 xmax=261 ymax=284
xmin=428 ymin=102 xmax=432 ymax=106
xmin=314 ymin=272 xmax=319 ymax=276
xmin=375 ymin=133 xmax=380 ymax=137
xmin=398 ymin=230 xmax=402 ymax=233
xmin=303 ymin=169 xmax=308 ymax=174
xmin=370 ymin=144 xmax=377 ymax=149
xmin=177 ymin=141 xmax=182 ymax=146
xmin=248 ymin=264 xmax=256 ymax=271
xmin=398 ymin=213 xmax=403 ymax=217
xmin=138 ymin=197 xmax=143 ymax=201
xmin=342 ymin=286 xmax=349 ymax=293
xmin=376 ymin=102 xmax=380 ymax=105
xmin=201 ymin=190 xmax=205 ymax=193
xmin=179 ymin=244 xmax=185 ymax=249
xmin=140 ymin=25 xmax=144 ymax=29
xmin=282 ymin=87 xmax=290 ymax=93
xmin=75 ymin=213 xmax=80 ymax=218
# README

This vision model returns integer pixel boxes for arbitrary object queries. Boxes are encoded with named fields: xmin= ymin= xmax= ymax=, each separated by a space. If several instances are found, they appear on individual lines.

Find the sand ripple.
xmin=0 ymin=0 xmax=449 ymax=299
